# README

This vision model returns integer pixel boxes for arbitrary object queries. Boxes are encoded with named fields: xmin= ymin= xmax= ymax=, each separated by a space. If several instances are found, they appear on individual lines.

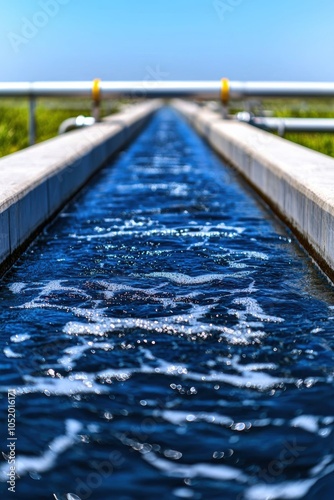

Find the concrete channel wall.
xmin=173 ymin=99 xmax=334 ymax=280
xmin=0 ymin=100 xmax=161 ymax=272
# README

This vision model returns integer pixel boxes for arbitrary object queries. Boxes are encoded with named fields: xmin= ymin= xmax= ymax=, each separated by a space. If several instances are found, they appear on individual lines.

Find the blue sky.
xmin=1 ymin=0 xmax=334 ymax=82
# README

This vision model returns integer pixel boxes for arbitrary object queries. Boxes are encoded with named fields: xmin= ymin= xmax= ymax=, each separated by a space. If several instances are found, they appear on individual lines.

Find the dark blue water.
xmin=0 ymin=108 xmax=334 ymax=500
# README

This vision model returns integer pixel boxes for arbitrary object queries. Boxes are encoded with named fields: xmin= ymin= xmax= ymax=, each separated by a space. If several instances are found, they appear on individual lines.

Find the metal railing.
xmin=236 ymin=112 xmax=334 ymax=136
xmin=1 ymin=80 xmax=334 ymax=145
xmin=2 ymin=80 xmax=334 ymax=99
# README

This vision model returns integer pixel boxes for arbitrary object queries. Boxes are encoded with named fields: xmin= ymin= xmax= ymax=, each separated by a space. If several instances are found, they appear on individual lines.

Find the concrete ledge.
xmin=0 ymin=100 xmax=161 ymax=270
xmin=173 ymin=99 xmax=334 ymax=280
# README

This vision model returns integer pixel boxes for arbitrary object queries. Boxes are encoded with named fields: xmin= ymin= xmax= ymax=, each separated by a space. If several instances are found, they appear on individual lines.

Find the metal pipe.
xmin=229 ymin=81 xmax=334 ymax=99
xmin=236 ymin=112 xmax=334 ymax=134
xmin=28 ymin=96 xmax=36 ymax=146
xmin=0 ymin=81 xmax=220 ymax=99
xmin=58 ymin=115 xmax=95 ymax=135
xmin=2 ymin=81 xmax=334 ymax=100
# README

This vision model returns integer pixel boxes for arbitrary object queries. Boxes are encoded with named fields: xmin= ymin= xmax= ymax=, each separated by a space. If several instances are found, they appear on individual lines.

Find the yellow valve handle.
xmin=221 ymin=78 xmax=229 ymax=105
xmin=92 ymin=78 xmax=101 ymax=103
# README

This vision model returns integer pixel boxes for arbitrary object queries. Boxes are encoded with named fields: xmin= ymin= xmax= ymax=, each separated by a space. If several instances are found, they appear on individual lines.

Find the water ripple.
xmin=0 ymin=108 xmax=334 ymax=499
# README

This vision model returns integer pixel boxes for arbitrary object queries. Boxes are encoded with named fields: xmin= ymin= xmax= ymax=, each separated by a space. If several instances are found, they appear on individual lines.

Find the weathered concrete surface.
xmin=173 ymin=99 xmax=334 ymax=279
xmin=0 ymin=100 xmax=161 ymax=270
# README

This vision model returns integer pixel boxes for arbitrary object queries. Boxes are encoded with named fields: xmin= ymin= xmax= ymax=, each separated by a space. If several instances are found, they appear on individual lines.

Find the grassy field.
xmin=0 ymin=98 xmax=120 ymax=157
xmin=264 ymin=98 xmax=334 ymax=157
xmin=1 ymin=97 xmax=334 ymax=158
xmin=230 ymin=98 xmax=334 ymax=157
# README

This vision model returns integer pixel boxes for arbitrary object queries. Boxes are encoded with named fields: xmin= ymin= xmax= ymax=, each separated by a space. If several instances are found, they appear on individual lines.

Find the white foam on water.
xmin=228 ymin=262 xmax=248 ymax=269
xmin=159 ymin=409 xmax=319 ymax=432
xmin=4 ymin=278 xmax=289 ymax=396
xmin=172 ymin=487 xmax=195 ymax=498
xmin=3 ymin=347 xmax=23 ymax=358
xmin=186 ymin=237 xmax=210 ymax=250
xmin=214 ymin=249 xmax=269 ymax=261
xmin=0 ymin=372 xmax=108 ymax=396
xmin=57 ymin=341 xmax=114 ymax=370
xmin=10 ymin=333 xmax=31 ymax=343
xmin=9 ymin=282 xmax=27 ymax=294
xmin=71 ymin=227 xmax=243 ymax=241
xmin=70 ymin=307 xmax=108 ymax=323
xmin=143 ymin=271 xmax=253 ymax=286
xmin=0 ymin=419 xmax=82 ymax=481
xmin=290 ymin=415 xmax=319 ymax=433
xmin=241 ymin=251 xmax=269 ymax=260
xmin=120 ymin=218 xmax=156 ymax=229
xmin=91 ymin=217 xmax=160 ymax=235
xmin=63 ymin=308 xmax=262 ymax=346
xmin=245 ymin=479 xmax=318 ymax=500
xmin=245 ymin=454 xmax=334 ymax=500
xmin=230 ymin=355 xmax=278 ymax=372
xmin=310 ymin=455 xmax=334 ymax=476
xmin=181 ymin=366 xmax=287 ymax=390
xmin=229 ymin=297 xmax=284 ymax=323
xmin=61 ymin=297 xmax=269 ymax=346
xmin=115 ymin=182 xmax=189 ymax=193
xmin=7 ymin=345 xmax=291 ymax=396
xmin=143 ymin=451 xmax=249 ymax=482
xmin=103 ymin=217 xmax=123 ymax=223
xmin=229 ymin=281 xmax=258 ymax=295
xmin=158 ymin=410 xmax=195 ymax=425
xmin=159 ymin=410 xmax=233 ymax=427
xmin=17 ymin=280 xmax=91 ymax=309
xmin=144 ymin=272 xmax=226 ymax=285
xmin=95 ymin=280 xmax=167 ymax=300
xmin=183 ymin=223 xmax=244 ymax=236
xmin=63 ymin=302 xmax=224 ymax=336
xmin=216 ymin=223 xmax=245 ymax=235
xmin=175 ymin=292 xmax=203 ymax=300
xmin=170 ymin=184 xmax=188 ymax=197
xmin=96 ymin=350 xmax=290 ymax=391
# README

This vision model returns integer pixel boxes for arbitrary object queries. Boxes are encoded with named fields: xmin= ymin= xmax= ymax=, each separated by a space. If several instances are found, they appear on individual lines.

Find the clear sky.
xmin=1 ymin=0 xmax=334 ymax=82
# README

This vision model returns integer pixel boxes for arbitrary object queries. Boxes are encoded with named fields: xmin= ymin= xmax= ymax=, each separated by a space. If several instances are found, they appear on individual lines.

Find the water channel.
xmin=0 ymin=108 xmax=333 ymax=499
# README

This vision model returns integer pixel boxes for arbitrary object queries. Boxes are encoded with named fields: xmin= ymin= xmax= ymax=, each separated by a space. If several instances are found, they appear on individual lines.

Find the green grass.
xmin=264 ymin=99 xmax=334 ymax=157
xmin=228 ymin=98 xmax=334 ymax=157
xmin=282 ymin=132 xmax=334 ymax=157
xmin=0 ymin=98 xmax=120 ymax=158
xmin=235 ymin=98 xmax=334 ymax=158
xmin=1 ymin=97 xmax=334 ymax=158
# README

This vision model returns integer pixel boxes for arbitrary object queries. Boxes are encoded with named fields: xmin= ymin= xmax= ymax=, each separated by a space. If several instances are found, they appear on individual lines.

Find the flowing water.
xmin=0 ymin=108 xmax=334 ymax=499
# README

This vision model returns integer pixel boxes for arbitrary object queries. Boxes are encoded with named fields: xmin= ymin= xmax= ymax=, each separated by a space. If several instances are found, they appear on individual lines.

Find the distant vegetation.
xmin=1 ymin=97 xmax=334 ymax=158
xmin=0 ymin=98 xmax=120 ymax=157
xmin=283 ymin=132 xmax=334 ymax=158
xmin=266 ymin=98 xmax=334 ymax=157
